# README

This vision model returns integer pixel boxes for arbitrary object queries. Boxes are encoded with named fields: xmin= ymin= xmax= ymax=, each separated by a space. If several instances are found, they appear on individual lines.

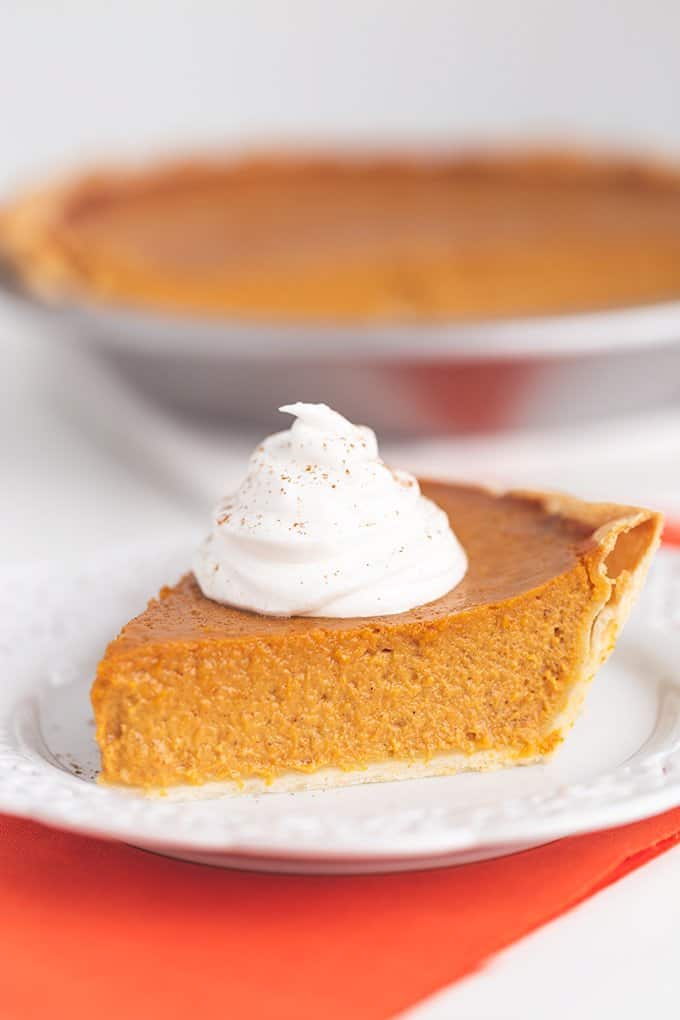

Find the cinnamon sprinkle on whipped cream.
xmin=193 ymin=402 xmax=467 ymax=617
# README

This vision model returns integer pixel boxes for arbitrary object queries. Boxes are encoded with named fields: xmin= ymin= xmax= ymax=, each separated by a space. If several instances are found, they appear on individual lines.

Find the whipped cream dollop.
xmin=193 ymin=403 xmax=467 ymax=617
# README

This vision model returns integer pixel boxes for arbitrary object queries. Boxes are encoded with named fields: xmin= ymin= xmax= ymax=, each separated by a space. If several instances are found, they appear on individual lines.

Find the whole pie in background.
xmin=4 ymin=151 xmax=680 ymax=322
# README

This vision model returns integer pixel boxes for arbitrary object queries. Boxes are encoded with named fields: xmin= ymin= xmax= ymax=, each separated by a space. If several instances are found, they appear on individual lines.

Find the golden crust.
xmin=527 ymin=491 xmax=663 ymax=746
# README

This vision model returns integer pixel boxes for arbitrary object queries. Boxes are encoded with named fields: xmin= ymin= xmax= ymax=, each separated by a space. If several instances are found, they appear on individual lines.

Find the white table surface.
xmin=2 ymin=295 xmax=679 ymax=1018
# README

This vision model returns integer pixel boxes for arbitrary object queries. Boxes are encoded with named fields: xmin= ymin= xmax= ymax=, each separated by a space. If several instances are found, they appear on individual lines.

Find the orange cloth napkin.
xmin=2 ymin=811 xmax=680 ymax=1020
xmin=1 ymin=527 xmax=679 ymax=1020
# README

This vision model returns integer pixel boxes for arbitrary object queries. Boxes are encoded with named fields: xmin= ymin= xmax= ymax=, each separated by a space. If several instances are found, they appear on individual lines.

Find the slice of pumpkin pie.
xmin=91 ymin=404 xmax=662 ymax=790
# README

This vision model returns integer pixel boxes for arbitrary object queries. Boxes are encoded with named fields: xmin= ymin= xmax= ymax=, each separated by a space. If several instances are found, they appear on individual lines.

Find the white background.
xmin=2 ymin=0 xmax=680 ymax=196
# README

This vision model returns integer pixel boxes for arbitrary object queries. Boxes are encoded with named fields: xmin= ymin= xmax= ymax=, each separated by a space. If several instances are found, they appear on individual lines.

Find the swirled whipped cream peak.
xmin=193 ymin=402 xmax=468 ymax=617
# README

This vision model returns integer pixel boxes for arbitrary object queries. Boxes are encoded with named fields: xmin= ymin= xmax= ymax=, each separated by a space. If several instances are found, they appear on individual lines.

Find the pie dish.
xmin=91 ymin=482 xmax=662 ymax=791
xmin=4 ymin=151 xmax=680 ymax=322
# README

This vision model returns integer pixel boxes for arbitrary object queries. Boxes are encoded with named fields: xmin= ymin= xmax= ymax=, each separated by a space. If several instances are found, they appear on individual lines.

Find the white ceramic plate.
xmin=1 ymin=543 xmax=679 ymax=874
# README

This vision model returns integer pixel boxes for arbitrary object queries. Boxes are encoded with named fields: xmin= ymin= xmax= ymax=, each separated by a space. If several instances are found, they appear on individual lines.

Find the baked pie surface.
xmin=4 ymin=153 xmax=680 ymax=321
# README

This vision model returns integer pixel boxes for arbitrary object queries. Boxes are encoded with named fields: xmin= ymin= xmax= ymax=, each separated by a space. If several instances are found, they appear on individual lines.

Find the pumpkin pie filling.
xmin=91 ymin=481 xmax=662 ymax=790
xmin=5 ymin=152 xmax=680 ymax=321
